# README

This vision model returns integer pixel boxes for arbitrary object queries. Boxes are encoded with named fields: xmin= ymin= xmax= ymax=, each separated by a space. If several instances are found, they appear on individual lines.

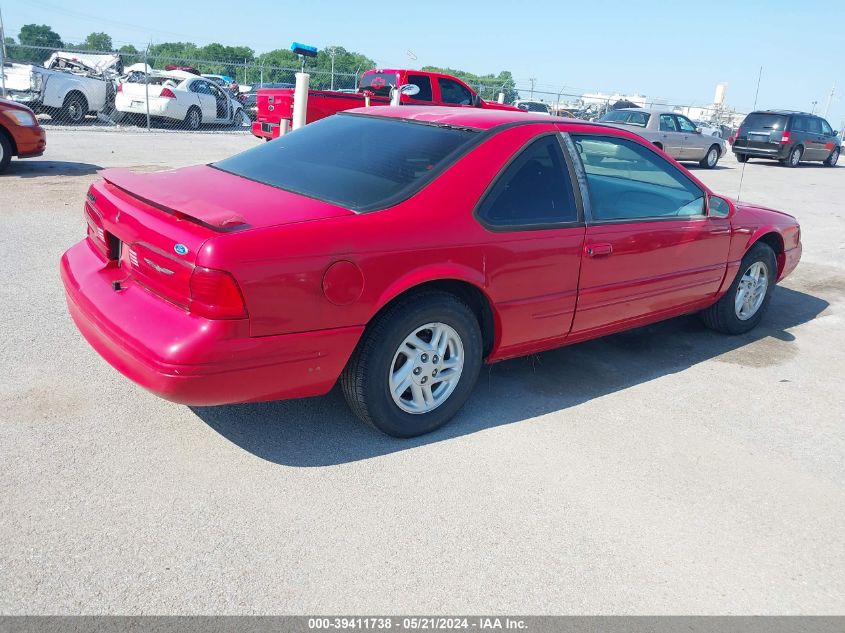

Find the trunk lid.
xmin=256 ymin=88 xmax=294 ymax=122
xmin=88 ymin=165 xmax=354 ymax=311
xmin=2 ymin=63 xmax=36 ymax=92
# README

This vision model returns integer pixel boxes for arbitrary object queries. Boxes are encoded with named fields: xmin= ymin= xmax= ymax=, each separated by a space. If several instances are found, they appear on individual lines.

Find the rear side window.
xmin=477 ymin=136 xmax=577 ymax=228
xmin=806 ymin=117 xmax=822 ymax=134
xmin=213 ymin=114 xmax=479 ymax=212
xmin=743 ymin=113 xmax=788 ymax=131
xmin=406 ymin=74 xmax=433 ymax=101
xmin=659 ymin=114 xmax=678 ymax=132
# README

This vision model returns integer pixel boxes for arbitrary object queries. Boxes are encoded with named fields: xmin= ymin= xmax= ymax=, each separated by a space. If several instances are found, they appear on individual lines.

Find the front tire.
xmin=701 ymin=242 xmax=776 ymax=335
xmin=699 ymin=145 xmax=720 ymax=169
xmin=0 ymin=132 xmax=12 ymax=173
xmin=824 ymin=147 xmax=840 ymax=167
xmin=341 ymin=291 xmax=482 ymax=437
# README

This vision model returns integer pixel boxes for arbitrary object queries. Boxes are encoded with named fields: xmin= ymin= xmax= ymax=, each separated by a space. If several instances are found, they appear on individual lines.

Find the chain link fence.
xmin=0 ymin=43 xmax=357 ymax=132
xmin=1 ymin=43 xmax=744 ymax=136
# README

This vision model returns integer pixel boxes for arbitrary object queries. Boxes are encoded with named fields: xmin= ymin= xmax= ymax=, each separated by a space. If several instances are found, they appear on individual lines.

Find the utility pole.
xmin=0 ymin=4 xmax=7 ymax=98
xmin=811 ymin=100 xmax=818 ymax=114
xmin=328 ymin=47 xmax=337 ymax=91
xmin=529 ymin=77 xmax=536 ymax=99
xmin=824 ymin=83 xmax=836 ymax=119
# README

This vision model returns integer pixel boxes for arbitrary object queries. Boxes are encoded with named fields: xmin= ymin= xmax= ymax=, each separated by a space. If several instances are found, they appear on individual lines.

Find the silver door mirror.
xmin=708 ymin=195 xmax=731 ymax=218
xmin=399 ymin=84 xmax=420 ymax=96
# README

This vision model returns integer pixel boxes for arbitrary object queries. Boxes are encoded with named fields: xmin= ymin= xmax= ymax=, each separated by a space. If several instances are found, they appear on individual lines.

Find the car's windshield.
xmin=743 ymin=113 xmax=788 ymax=130
xmin=213 ymin=114 xmax=480 ymax=211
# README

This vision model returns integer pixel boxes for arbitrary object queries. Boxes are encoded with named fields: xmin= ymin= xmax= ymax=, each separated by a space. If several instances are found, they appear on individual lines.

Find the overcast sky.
xmin=4 ymin=0 xmax=845 ymax=124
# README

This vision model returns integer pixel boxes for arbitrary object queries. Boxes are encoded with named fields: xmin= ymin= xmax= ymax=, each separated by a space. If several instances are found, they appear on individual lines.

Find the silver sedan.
xmin=599 ymin=108 xmax=728 ymax=168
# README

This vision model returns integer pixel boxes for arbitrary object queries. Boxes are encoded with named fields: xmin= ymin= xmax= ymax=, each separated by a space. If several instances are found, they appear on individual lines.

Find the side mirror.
xmin=695 ymin=127 xmax=703 ymax=134
xmin=471 ymin=93 xmax=482 ymax=107
xmin=835 ymin=130 xmax=839 ymax=137
xmin=708 ymin=195 xmax=732 ymax=218
xmin=399 ymin=84 xmax=420 ymax=97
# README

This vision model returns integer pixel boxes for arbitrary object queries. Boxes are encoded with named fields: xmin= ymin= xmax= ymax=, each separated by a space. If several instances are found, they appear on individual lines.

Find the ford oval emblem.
xmin=174 ymin=243 xmax=189 ymax=256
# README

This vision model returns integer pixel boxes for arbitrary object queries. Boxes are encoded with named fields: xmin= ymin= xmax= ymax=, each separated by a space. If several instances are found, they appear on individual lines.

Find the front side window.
xmin=659 ymin=114 xmax=678 ymax=132
xmin=571 ymin=135 xmax=705 ymax=221
xmin=214 ymin=114 xmax=479 ymax=212
xmin=676 ymin=116 xmax=697 ymax=133
xmin=477 ymin=135 xmax=577 ymax=228
xmin=438 ymin=78 xmax=474 ymax=105
xmin=406 ymin=74 xmax=433 ymax=101
xmin=820 ymin=119 xmax=834 ymax=136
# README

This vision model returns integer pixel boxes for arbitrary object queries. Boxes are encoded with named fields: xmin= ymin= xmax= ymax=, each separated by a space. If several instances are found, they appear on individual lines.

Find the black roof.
xmin=750 ymin=109 xmax=814 ymax=116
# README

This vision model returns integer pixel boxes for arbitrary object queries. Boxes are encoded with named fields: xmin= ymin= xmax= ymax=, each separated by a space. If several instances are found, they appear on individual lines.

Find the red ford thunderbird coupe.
xmin=61 ymin=107 xmax=802 ymax=437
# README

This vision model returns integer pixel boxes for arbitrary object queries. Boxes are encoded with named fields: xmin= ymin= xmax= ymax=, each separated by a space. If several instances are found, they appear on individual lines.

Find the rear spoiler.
xmin=99 ymin=168 xmax=248 ymax=231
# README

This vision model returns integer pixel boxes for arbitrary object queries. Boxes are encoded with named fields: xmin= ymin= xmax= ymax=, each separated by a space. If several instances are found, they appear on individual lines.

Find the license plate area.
xmin=131 ymin=100 xmax=144 ymax=107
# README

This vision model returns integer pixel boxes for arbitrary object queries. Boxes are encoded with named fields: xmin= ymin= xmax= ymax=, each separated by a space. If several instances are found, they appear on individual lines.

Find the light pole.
xmin=529 ymin=77 xmax=536 ymax=99
xmin=328 ymin=47 xmax=337 ymax=91
xmin=0 ymin=4 xmax=7 ymax=98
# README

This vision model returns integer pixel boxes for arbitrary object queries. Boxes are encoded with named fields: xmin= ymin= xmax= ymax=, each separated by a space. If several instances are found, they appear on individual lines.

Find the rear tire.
xmin=185 ymin=106 xmax=202 ymax=130
xmin=735 ymin=153 xmax=749 ymax=163
xmin=61 ymin=92 xmax=88 ymax=124
xmin=699 ymin=145 xmax=720 ymax=169
xmin=701 ymin=242 xmax=776 ymax=335
xmin=824 ymin=147 xmax=840 ymax=167
xmin=0 ymin=132 xmax=12 ymax=173
xmin=785 ymin=145 xmax=803 ymax=168
xmin=341 ymin=291 xmax=482 ymax=437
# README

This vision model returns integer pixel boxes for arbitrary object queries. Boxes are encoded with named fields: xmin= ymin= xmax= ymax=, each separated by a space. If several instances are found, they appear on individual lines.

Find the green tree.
xmin=255 ymin=48 xmax=300 ymax=84
xmin=147 ymin=41 xmax=200 ymax=68
xmin=118 ymin=44 xmax=140 ymax=65
xmin=422 ymin=66 xmax=518 ymax=103
xmin=16 ymin=24 xmax=63 ymax=62
xmin=81 ymin=32 xmax=113 ymax=51
xmin=196 ymin=43 xmax=255 ymax=80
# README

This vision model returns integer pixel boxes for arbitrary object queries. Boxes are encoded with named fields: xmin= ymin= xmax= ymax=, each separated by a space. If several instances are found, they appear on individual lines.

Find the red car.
xmin=61 ymin=107 xmax=802 ymax=437
xmin=0 ymin=98 xmax=46 ymax=173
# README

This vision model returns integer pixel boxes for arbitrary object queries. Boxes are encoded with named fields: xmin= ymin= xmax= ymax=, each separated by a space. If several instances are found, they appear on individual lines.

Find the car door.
xmin=804 ymin=116 xmax=825 ymax=160
xmin=474 ymin=133 xmax=586 ymax=356
xmin=191 ymin=80 xmax=217 ymax=121
xmin=208 ymin=83 xmax=231 ymax=122
xmin=657 ymin=114 xmax=684 ymax=158
xmin=675 ymin=114 xmax=706 ymax=160
xmin=818 ymin=117 xmax=838 ymax=159
xmin=566 ymin=133 xmax=731 ymax=337
xmin=402 ymin=74 xmax=435 ymax=105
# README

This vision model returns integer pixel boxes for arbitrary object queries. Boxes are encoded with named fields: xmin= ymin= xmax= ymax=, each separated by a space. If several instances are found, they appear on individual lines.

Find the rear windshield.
xmin=742 ymin=113 xmax=788 ymax=131
xmin=359 ymin=72 xmax=397 ymax=96
xmin=213 ymin=114 xmax=479 ymax=211
xmin=600 ymin=110 xmax=650 ymax=127
xmin=517 ymin=102 xmax=550 ymax=113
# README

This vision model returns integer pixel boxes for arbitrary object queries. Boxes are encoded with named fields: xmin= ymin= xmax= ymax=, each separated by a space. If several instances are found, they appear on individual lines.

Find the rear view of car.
xmin=734 ymin=110 xmax=840 ymax=167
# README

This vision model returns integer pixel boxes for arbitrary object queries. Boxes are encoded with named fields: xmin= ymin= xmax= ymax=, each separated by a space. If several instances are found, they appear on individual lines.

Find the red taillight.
xmin=780 ymin=131 xmax=791 ymax=144
xmin=116 ymin=83 xmax=123 ymax=93
xmin=189 ymin=267 xmax=247 ymax=319
xmin=160 ymin=88 xmax=176 ymax=99
xmin=84 ymin=202 xmax=110 ymax=258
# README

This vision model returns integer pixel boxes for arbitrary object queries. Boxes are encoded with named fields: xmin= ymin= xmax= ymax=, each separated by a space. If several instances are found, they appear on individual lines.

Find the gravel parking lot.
xmin=1 ymin=129 xmax=843 ymax=614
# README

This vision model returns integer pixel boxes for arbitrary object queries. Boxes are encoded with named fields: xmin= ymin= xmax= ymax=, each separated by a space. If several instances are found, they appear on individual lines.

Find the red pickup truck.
xmin=252 ymin=68 xmax=520 ymax=140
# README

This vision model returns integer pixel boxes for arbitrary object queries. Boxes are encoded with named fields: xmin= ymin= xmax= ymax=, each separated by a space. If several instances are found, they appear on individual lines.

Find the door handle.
xmin=585 ymin=243 xmax=613 ymax=257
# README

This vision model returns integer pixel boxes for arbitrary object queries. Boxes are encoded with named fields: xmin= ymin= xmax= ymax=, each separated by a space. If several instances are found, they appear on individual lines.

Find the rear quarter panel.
xmin=198 ymin=123 xmax=565 ymax=353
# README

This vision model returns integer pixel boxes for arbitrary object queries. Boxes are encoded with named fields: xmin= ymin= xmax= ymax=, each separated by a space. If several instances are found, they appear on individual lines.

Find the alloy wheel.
xmin=707 ymin=148 xmax=718 ymax=167
xmin=735 ymin=261 xmax=769 ymax=321
xmin=388 ymin=322 xmax=464 ymax=414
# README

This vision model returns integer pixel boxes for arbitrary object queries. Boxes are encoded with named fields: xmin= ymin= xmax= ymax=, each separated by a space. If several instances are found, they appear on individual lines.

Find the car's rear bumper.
xmin=60 ymin=239 xmax=363 ymax=406
xmin=12 ymin=123 xmax=47 ymax=157
xmin=733 ymin=142 xmax=788 ymax=159
xmin=251 ymin=120 xmax=287 ymax=140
